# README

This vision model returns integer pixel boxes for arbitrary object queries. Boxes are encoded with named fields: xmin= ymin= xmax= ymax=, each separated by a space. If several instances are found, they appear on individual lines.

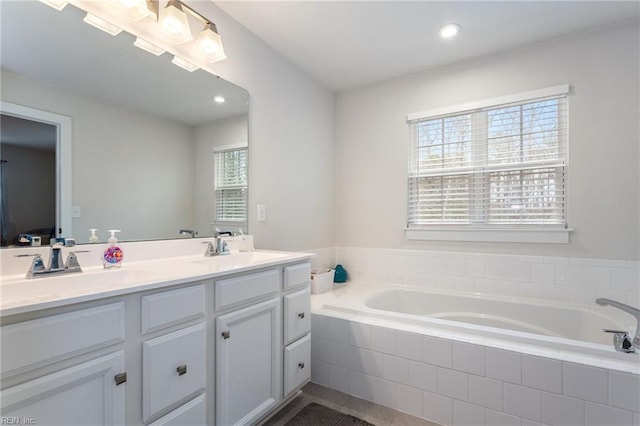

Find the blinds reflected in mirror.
xmin=214 ymin=147 xmax=248 ymax=227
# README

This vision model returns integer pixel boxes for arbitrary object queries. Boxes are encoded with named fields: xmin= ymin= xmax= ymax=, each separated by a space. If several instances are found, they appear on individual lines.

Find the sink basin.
xmin=190 ymin=251 xmax=290 ymax=269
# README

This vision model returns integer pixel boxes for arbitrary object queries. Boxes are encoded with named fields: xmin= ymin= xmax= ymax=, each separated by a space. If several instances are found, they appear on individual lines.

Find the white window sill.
xmin=405 ymin=227 xmax=572 ymax=244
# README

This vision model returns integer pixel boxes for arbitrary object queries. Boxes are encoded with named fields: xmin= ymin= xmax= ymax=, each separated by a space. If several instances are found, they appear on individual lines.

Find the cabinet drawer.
xmin=143 ymin=323 xmax=206 ymax=421
xmin=148 ymin=394 xmax=206 ymax=426
xmin=215 ymin=269 xmax=279 ymax=311
xmin=284 ymin=288 xmax=311 ymax=345
xmin=1 ymin=302 xmax=125 ymax=376
xmin=284 ymin=334 xmax=311 ymax=396
xmin=141 ymin=284 xmax=205 ymax=335
xmin=284 ymin=263 xmax=311 ymax=291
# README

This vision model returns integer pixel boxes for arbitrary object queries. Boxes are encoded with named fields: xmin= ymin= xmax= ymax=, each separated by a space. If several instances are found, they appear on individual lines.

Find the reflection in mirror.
xmin=0 ymin=0 xmax=249 ymax=246
xmin=0 ymin=114 xmax=56 ymax=246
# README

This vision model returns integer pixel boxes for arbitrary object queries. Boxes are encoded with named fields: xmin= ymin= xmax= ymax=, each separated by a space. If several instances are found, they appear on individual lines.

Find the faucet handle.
xmin=22 ymin=254 xmax=46 ymax=278
xmin=65 ymin=250 xmax=89 ymax=271
xmin=603 ymin=329 xmax=635 ymax=353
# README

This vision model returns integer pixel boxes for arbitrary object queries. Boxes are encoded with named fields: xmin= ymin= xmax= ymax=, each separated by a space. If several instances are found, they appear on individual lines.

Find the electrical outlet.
xmin=72 ymin=205 xmax=81 ymax=218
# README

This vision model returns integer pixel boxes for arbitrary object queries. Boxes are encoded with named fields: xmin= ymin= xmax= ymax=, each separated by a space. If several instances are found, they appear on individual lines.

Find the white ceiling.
xmin=216 ymin=1 xmax=640 ymax=92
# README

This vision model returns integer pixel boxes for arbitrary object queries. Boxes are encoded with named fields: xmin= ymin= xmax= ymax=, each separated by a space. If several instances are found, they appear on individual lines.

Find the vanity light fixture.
xmin=158 ymin=0 xmax=193 ymax=44
xmin=439 ymin=23 xmax=461 ymax=39
xmin=39 ymin=0 xmax=69 ymax=11
xmin=83 ymin=13 xmax=123 ymax=36
xmin=134 ymin=37 xmax=166 ymax=56
xmin=195 ymin=23 xmax=226 ymax=62
xmin=214 ymin=95 xmax=226 ymax=104
xmin=171 ymin=56 xmax=199 ymax=72
xmin=108 ymin=0 xmax=152 ymax=21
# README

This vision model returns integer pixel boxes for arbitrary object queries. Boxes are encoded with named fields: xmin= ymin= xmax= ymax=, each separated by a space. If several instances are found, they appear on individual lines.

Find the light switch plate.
xmin=257 ymin=204 xmax=266 ymax=221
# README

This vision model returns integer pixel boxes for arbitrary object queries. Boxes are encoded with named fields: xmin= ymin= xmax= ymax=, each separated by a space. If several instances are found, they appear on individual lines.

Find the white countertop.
xmin=0 ymin=250 xmax=314 ymax=317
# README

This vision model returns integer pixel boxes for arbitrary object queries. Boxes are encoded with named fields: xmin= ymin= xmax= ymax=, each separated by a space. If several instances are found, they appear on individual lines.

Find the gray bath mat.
xmin=285 ymin=402 xmax=375 ymax=426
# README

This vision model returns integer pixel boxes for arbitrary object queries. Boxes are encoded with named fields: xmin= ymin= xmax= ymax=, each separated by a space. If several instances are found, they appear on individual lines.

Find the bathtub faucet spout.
xmin=595 ymin=298 xmax=640 ymax=349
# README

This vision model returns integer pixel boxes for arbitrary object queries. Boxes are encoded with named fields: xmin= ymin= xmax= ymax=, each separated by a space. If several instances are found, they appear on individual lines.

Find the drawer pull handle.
xmin=298 ymin=362 xmax=305 ymax=369
xmin=298 ymin=312 xmax=305 ymax=319
xmin=177 ymin=365 xmax=187 ymax=376
xmin=222 ymin=331 xmax=230 ymax=340
xmin=114 ymin=372 xmax=127 ymax=386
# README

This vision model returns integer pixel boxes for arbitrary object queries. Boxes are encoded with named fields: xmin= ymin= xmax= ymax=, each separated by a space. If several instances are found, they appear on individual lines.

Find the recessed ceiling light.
xmin=214 ymin=96 xmax=226 ymax=104
xmin=439 ymin=23 xmax=460 ymax=39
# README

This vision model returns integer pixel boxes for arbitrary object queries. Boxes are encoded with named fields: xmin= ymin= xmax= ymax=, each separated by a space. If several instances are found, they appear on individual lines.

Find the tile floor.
xmin=264 ymin=382 xmax=442 ymax=426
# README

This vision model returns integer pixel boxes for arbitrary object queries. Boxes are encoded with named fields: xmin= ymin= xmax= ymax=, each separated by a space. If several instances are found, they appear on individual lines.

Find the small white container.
xmin=311 ymin=268 xmax=334 ymax=294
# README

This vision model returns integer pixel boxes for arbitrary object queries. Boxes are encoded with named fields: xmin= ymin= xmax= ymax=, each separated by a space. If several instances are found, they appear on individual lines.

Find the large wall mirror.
xmin=0 ymin=1 xmax=249 ymax=247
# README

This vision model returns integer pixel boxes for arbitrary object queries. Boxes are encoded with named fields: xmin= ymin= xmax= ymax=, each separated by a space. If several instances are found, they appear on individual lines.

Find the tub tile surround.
xmin=335 ymin=247 xmax=639 ymax=311
xmin=307 ymin=247 xmax=640 ymax=425
xmin=310 ymin=314 xmax=640 ymax=426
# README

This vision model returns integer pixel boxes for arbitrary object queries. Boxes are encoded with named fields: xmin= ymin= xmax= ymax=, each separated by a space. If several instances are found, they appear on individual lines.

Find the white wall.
xmin=1 ymin=71 xmax=195 ymax=243
xmin=335 ymin=23 xmax=639 ymax=261
xmin=187 ymin=1 xmax=337 ymax=252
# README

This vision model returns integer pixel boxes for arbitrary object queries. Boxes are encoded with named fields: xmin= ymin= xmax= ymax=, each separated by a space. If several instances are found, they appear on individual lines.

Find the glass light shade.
xmin=134 ymin=37 xmax=165 ymax=56
xmin=195 ymin=24 xmax=226 ymax=62
xmin=109 ymin=0 xmax=151 ymax=21
xmin=39 ymin=0 xmax=68 ymax=11
xmin=83 ymin=13 xmax=123 ymax=36
xmin=171 ymin=56 xmax=199 ymax=72
xmin=159 ymin=1 xmax=193 ymax=44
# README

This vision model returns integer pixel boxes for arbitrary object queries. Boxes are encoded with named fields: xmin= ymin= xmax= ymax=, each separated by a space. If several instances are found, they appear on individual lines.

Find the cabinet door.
xmin=216 ymin=298 xmax=281 ymax=426
xmin=0 ymin=352 xmax=125 ymax=425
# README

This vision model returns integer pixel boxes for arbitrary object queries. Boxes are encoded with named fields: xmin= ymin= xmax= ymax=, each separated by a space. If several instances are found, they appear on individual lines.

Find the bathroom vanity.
xmin=0 ymin=247 xmax=313 ymax=425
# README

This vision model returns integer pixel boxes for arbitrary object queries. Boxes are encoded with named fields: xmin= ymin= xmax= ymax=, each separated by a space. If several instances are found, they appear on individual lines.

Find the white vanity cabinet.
xmin=0 ymin=257 xmax=312 ymax=426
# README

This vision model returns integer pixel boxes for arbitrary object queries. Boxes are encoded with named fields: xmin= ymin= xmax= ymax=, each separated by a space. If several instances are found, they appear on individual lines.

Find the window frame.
xmin=405 ymin=85 xmax=572 ymax=244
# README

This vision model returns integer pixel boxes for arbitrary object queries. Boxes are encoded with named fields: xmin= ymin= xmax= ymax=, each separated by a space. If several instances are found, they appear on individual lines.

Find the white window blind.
xmin=214 ymin=147 xmax=248 ymax=224
xmin=408 ymin=87 xmax=568 ymax=231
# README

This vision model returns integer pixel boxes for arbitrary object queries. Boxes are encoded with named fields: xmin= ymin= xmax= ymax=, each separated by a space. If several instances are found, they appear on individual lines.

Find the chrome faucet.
xmin=202 ymin=233 xmax=231 ymax=257
xmin=596 ymin=298 xmax=640 ymax=351
xmin=17 ymin=238 xmax=88 ymax=279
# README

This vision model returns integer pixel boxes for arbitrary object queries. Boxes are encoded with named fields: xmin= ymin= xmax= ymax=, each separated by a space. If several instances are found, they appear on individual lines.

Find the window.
xmin=213 ymin=146 xmax=248 ymax=227
xmin=407 ymin=85 xmax=569 ymax=243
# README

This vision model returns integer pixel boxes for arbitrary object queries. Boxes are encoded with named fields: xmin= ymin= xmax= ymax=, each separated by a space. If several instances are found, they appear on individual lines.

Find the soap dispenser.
xmin=88 ymin=229 xmax=99 ymax=243
xmin=102 ymin=230 xmax=123 ymax=269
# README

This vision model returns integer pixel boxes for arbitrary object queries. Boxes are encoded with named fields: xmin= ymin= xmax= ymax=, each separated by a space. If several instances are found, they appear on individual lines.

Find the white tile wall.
xmin=585 ymin=402 xmax=634 ymax=426
xmin=522 ymin=355 xmax=562 ymax=393
xmin=541 ymin=392 xmax=585 ymax=425
xmin=311 ymin=312 xmax=640 ymax=426
xmin=563 ymin=363 xmax=608 ymax=403
xmin=335 ymin=247 xmax=639 ymax=308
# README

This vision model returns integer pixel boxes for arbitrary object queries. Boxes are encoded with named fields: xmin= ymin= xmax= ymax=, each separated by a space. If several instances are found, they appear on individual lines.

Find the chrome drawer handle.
xmin=298 ymin=312 xmax=305 ymax=319
xmin=298 ymin=362 xmax=305 ymax=369
xmin=177 ymin=365 xmax=187 ymax=376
